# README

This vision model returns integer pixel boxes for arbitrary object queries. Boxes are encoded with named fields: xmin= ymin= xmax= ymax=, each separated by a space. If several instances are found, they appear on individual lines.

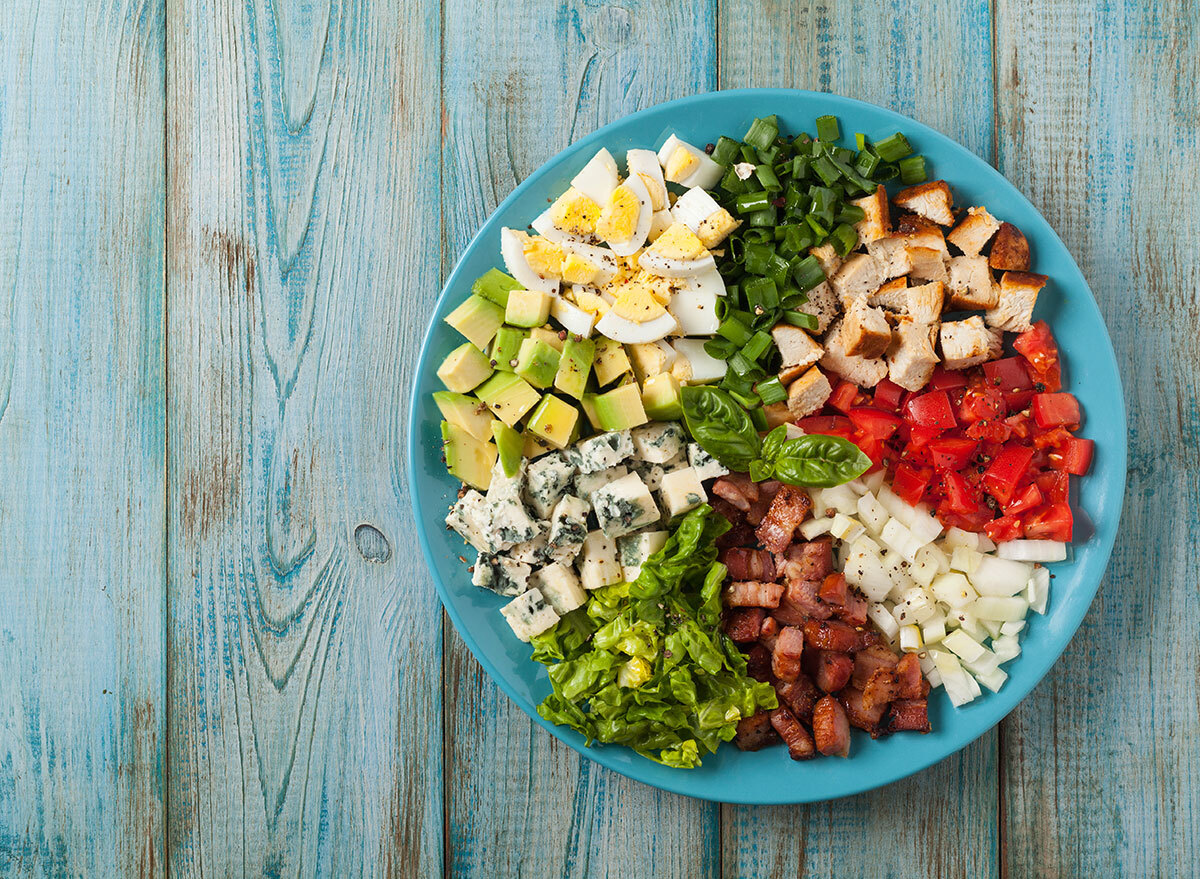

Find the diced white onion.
xmin=921 ymin=613 xmax=947 ymax=645
xmin=868 ymin=602 xmax=900 ymax=639
xmin=943 ymin=527 xmax=982 ymax=551
xmin=943 ymin=629 xmax=986 ymax=663
xmin=999 ymin=620 xmax=1027 ymax=635
xmin=997 ymin=539 xmax=1067 ymax=563
xmin=844 ymin=541 xmax=893 ymax=602
xmin=930 ymin=649 xmax=975 ymax=707
xmin=973 ymin=595 xmax=1030 ymax=623
xmin=907 ymin=506 xmax=943 ymax=545
xmin=931 ymin=572 xmax=977 ymax=609
xmin=876 ymin=485 xmax=917 ymax=526
xmin=1027 ymin=566 xmax=1051 ymax=614
xmin=899 ymin=624 xmax=923 ymax=652
xmin=830 ymin=513 xmax=866 ymax=542
xmin=971 ymin=555 xmax=1035 ymax=597
xmin=881 ymin=518 xmax=924 ymax=562
xmin=950 ymin=545 xmax=983 ymax=576
xmin=975 ymin=666 xmax=1008 ymax=693
xmin=798 ymin=516 xmax=833 ymax=540
xmin=821 ymin=484 xmax=860 ymax=516
xmin=992 ymin=634 xmax=1021 ymax=662
xmin=856 ymin=494 xmax=889 ymax=534
xmin=861 ymin=470 xmax=886 ymax=493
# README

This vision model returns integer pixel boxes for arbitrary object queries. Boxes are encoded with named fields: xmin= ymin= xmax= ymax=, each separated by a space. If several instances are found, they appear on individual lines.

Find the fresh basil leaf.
xmin=748 ymin=459 xmax=774 ymax=482
xmin=680 ymin=386 xmax=761 ymax=470
xmin=771 ymin=434 xmax=872 ymax=487
xmin=758 ymin=425 xmax=789 ymax=465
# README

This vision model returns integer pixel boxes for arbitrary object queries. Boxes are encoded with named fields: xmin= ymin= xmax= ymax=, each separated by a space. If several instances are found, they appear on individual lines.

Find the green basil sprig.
xmin=682 ymin=392 xmax=871 ymax=488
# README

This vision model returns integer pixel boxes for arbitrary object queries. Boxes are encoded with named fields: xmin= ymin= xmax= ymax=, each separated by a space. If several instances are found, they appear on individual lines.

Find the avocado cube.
xmin=437 ymin=342 xmax=493 ymax=393
xmin=580 ymin=393 xmax=602 ymax=431
xmin=526 ymin=395 xmax=580 ymax=449
xmin=515 ymin=338 xmax=561 ymax=389
xmin=490 ymin=326 xmax=528 ymax=372
xmin=641 ymin=373 xmax=684 ymax=420
xmin=475 ymin=372 xmax=541 ymax=427
xmin=491 ymin=421 xmax=524 ymax=478
xmin=554 ymin=337 xmax=595 ymax=400
xmin=441 ymin=421 xmax=498 ymax=490
xmin=522 ymin=431 xmax=556 ymax=460
xmin=472 ymin=268 xmax=521 ymax=308
xmin=594 ymin=382 xmax=648 ymax=431
xmin=530 ymin=325 xmax=565 ymax=352
xmin=445 ymin=294 xmax=505 ymax=349
xmin=505 ymin=288 xmax=553 ymax=328
xmin=433 ymin=390 xmax=496 ymax=442
xmin=593 ymin=337 xmax=632 ymax=386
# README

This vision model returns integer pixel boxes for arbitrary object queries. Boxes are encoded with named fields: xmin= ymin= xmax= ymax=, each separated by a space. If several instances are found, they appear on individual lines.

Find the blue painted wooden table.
xmin=0 ymin=2 xmax=1195 ymax=876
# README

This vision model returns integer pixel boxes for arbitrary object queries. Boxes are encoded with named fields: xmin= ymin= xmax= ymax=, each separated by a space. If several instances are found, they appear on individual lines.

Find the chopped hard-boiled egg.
xmin=656 ymin=135 xmax=724 ymax=189
xmin=567 ymin=285 xmax=611 ymax=316
xmin=549 ymin=294 xmax=596 ymax=337
xmin=647 ymin=209 xmax=673 ymax=243
xmin=612 ymin=285 xmax=668 ymax=323
xmin=626 ymin=148 xmax=668 ymax=212
xmin=500 ymin=228 xmax=561 ymax=295
xmin=670 ymin=187 xmax=741 ymax=248
xmin=670 ymin=286 xmax=718 ymax=335
xmin=597 ymin=173 xmax=654 ymax=256
xmin=557 ymin=240 xmax=618 ymax=286
xmin=671 ymin=338 xmax=727 ymax=382
xmin=638 ymin=223 xmax=717 ymax=278
xmin=570 ymin=147 xmax=619 ymax=204
xmin=531 ymin=187 xmax=602 ymax=243
xmin=595 ymin=309 xmax=678 ymax=344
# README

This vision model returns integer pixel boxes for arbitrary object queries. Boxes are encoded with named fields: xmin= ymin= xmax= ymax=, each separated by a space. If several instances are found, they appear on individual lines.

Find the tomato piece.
xmin=1033 ymin=426 xmax=1074 ymax=450
xmin=1004 ymin=412 xmax=1034 ymax=440
xmin=958 ymin=385 xmax=1005 ymax=424
xmin=936 ymin=503 xmax=994 ymax=533
xmin=872 ymin=378 xmax=906 ymax=411
xmin=1023 ymin=503 xmax=1073 ymax=541
xmin=904 ymin=390 xmax=958 ymax=430
xmin=797 ymin=415 xmax=854 ymax=440
xmin=848 ymin=407 xmax=903 ymax=442
xmin=966 ymin=418 xmax=1012 ymax=443
xmin=1014 ymin=321 xmax=1063 ymax=392
xmin=852 ymin=433 xmax=885 ymax=467
xmin=829 ymin=380 xmax=861 ymax=414
xmin=1036 ymin=470 xmax=1070 ymax=504
xmin=927 ymin=436 xmax=979 ymax=470
xmin=892 ymin=463 xmax=932 ymax=506
xmin=1003 ymin=482 xmax=1043 ymax=516
xmin=982 ymin=443 xmax=1036 ymax=505
xmin=1051 ymin=436 xmax=1094 ymax=475
xmin=906 ymin=424 xmax=943 ymax=450
xmin=928 ymin=366 xmax=968 ymax=391
xmin=983 ymin=357 xmax=1035 ymax=412
xmin=985 ymin=515 xmax=1024 ymax=542
xmin=1032 ymin=392 xmax=1082 ymax=429
xmin=939 ymin=470 xmax=983 ymax=515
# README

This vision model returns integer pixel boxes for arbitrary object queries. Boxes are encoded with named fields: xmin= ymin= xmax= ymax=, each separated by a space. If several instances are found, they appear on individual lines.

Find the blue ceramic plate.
xmin=407 ymin=89 xmax=1127 ymax=804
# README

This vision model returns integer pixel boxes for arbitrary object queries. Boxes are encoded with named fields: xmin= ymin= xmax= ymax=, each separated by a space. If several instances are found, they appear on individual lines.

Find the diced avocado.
xmin=445 ymin=294 xmax=505 ymax=349
xmin=594 ymin=382 xmax=648 ymax=431
xmin=594 ymin=337 xmax=632 ymax=386
xmin=491 ymin=421 xmax=524 ymax=477
xmin=441 ymin=421 xmax=498 ymax=490
xmin=580 ymin=393 xmax=602 ymax=431
xmin=505 ymin=288 xmax=553 ymax=328
xmin=475 ymin=372 xmax=541 ymax=427
xmin=641 ymin=373 xmax=684 ymax=420
xmin=490 ymin=326 xmax=528 ymax=372
xmin=433 ymin=390 xmax=495 ymax=442
xmin=437 ymin=342 xmax=493 ymax=393
xmin=472 ymin=268 xmax=521 ymax=308
xmin=526 ymin=395 xmax=580 ymax=449
xmin=515 ymin=338 xmax=561 ymax=389
xmin=554 ymin=337 xmax=595 ymax=399
xmin=627 ymin=342 xmax=670 ymax=383
xmin=522 ymin=431 xmax=556 ymax=459
xmin=530 ymin=325 xmax=565 ymax=352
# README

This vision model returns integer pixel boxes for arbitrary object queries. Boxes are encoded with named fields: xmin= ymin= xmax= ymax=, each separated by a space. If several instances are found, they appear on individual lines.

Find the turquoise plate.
xmin=406 ymin=89 xmax=1127 ymax=804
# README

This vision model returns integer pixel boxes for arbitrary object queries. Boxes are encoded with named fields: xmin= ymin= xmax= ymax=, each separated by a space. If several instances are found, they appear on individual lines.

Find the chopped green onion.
xmin=748 ymin=406 xmax=769 ymax=430
xmin=742 ymin=330 xmax=774 ymax=362
xmin=812 ymin=155 xmax=842 ymax=187
xmin=743 ymin=242 xmax=773 ymax=275
xmin=755 ymin=163 xmax=782 ymax=191
xmin=805 ymin=214 xmax=829 ymax=239
xmin=830 ymin=222 xmax=859 ymax=257
xmin=816 ymin=115 xmax=841 ymax=142
xmin=747 ymin=207 xmax=778 ymax=227
xmin=836 ymin=203 xmax=866 ymax=225
xmin=855 ymin=133 xmax=866 ymax=151
xmin=780 ymin=223 xmax=815 ymax=255
xmin=717 ymin=315 xmax=753 ymax=346
xmin=720 ymin=166 xmax=751 ymax=195
xmin=899 ymin=154 xmax=927 ymax=184
xmin=744 ymin=276 xmax=779 ymax=311
xmin=729 ymin=351 xmax=756 ymax=377
xmin=735 ymin=192 xmax=772 ymax=214
xmin=792 ymin=255 xmax=826 ymax=292
xmin=875 ymin=132 xmax=913 ymax=162
xmin=854 ymin=149 xmax=881 ymax=177
xmin=756 ymin=376 xmax=788 ymax=405
xmin=704 ymin=337 xmax=737 ymax=359
xmin=784 ymin=309 xmax=820 ymax=331
xmin=740 ymin=145 xmax=758 ymax=164
xmin=711 ymin=136 xmax=741 ymax=166
xmin=744 ymin=116 xmax=779 ymax=150
xmin=757 ymin=145 xmax=780 ymax=165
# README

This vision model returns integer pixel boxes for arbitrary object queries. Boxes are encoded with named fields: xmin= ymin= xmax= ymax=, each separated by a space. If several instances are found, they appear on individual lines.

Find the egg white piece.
xmin=672 ymin=338 xmax=728 ymax=383
xmin=670 ymin=287 xmax=719 ymax=336
xmin=550 ymin=295 xmax=596 ymax=337
xmin=571 ymin=148 xmax=619 ymax=205
xmin=596 ymin=309 xmax=679 ymax=345
xmin=530 ymin=206 xmax=575 ymax=243
xmin=638 ymin=248 xmax=717 ymax=279
xmin=655 ymin=135 xmax=724 ymax=190
xmin=600 ymin=172 xmax=654 ymax=257
xmin=654 ymin=339 xmax=678 ymax=369
xmin=626 ymin=148 xmax=668 ymax=211
xmin=671 ymin=187 xmax=723 ymax=232
xmin=500 ymin=228 xmax=560 ymax=295
xmin=557 ymin=240 xmax=619 ymax=286
xmin=684 ymin=265 xmax=726 ymax=297
xmin=647 ymin=209 xmax=673 ymax=243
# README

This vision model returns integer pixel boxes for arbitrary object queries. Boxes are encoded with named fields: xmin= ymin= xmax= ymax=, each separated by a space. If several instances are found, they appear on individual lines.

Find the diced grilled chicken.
xmin=762 ymin=402 xmax=792 ymax=429
xmin=812 ymin=695 xmax=852 ymax=757
xmin=869 ymin=276 xmax=909 ymax=311
xmin=850 ymin=184 xmax=890 ymax=244
xmin=769 ymin=707 xmax=816 ymax=760
xmin=809 ymin=242 xmax=843 ymax=278
xmin=947 ymin=206 xmax=1001 ymax=257
xmin=988 ymin=221 xmax=1031 ymax=271
xmin=771 ymin=625 xmax=806 ymax=682
xmin=756 ymin=485 xmax=813 ymax=553
xmin=771 ymin=323 xmax=824 ymax=370
xmin=986 ymin=270 xmax=1047 ymax=333
xmin=946 ymin=255 xmax=998 ymax=310
xmin=786 ymin=366 xmax=833 ymax=419
xmin=896 ymin=213 xmax=951 ymax=258
xmin=887 ymin=318 xmax=939 ymax=391
xmin=905 ymin=245 xmax=948 ymax=284
xmin=801 ymin=281 xmax=842 ymax=335
xmin=866 ymin=236 xmax=914 ymax=280
xmin=906 ymin=281 xmax=944 ymax=324
xmin=724 ymin=579 xmax=785 ymax=608
xmin=939 ymin=316 xmax=1003 ymax=369
xmin=830 ymin=253 xmax=884 ymax=309
xmin=893 ymin=180 xmax=955 ymax=226
xmin=821 ymin=320 xmax=888 ymax=388
xmin=841 ymin=298 xmax=892 ymax=358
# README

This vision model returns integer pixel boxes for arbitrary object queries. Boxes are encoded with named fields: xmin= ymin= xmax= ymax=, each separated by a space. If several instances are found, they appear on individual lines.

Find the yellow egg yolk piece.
xmin=560 ymin=253 xmax=599 ymax=285
xmin=647 ymin=223 xmax=706 ymax=260
xmin=596 ymin=184 xmax=641 ymax=243
xmin=522 ymin=237 xmax=565 ymax=278
xmin=612 ymin=285 xmax=668 ymax=323
xmin=549 ymin=188 xmax=600 ymax=237
xmin=569 ymin=287 xmax=610 ymax=315
xmin=637 ymin=173 xmax=666 ymax=211
xmin=664 ymin=146 xmax=699 ymax=184
xmin=696 ymin=207 xmax=740 ymax=248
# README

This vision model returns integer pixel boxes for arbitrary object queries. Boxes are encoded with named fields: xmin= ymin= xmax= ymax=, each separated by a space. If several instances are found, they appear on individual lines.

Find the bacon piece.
xmin=775 ymin=673 xmax=821 ymax=723
xmin=887 ymin=698 xmax=932 ymax=733
xmin=772 ymin=578 xmax=832 ymax=625
xmin=894 ymin=653 xmax=926 ymax=699
xmin=818 ymin=572 xmax=849 ymax=605
xmin=769 ymin=707 xmax=816 ymax=760
xmin=813 ymin=695 xmax=852 ymax=757
xmin=852 ymin=644 xmax=900 ymax=690
xmin=720 ymin=547 xmax=776 ymax=582
xmin=745 ymin=644 xmax=772 ymax=682
xmin=777 ymin=540 xmax=834 ymax=583
xmin=734 ymin=711 xmax=780 ymax=751
xmin=755 ymin=485 xmax=812 ymax=551
xmin=771 ymin=626 xmax=805 ymax=682
xmin=855 ymin=628 xmax=888 ymax=652
xmin=757 ymin=616 xmax=780 ymax=651
xmin=840 ymin=687 xmax=887 ymax=736
xmin=724 ymin=607 xmax=766 ymax=643
xmin=863 ymin=668 xmax=900 ymax=709
xmin=724 ymin=580 xmax=784 ymax=608
xmin=803 ymin=618 xmax=861 ymax=653
xmin=808 ymin=650 xmax=855 ymax=693
xmin=712 ymin=474 xmax=759 ymax=511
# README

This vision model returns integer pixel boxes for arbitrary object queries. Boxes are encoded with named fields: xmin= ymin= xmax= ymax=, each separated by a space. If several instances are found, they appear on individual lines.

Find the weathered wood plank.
xmin=994 ymin=1 xmax=1200 ymax=875
xmin=440 ymin=2 xmax=721 ymax=877
xmin=165 ymin=1 xmax=442 ymax=875
xmin=0 ymin=2 xmax=166 ymax=877
xmin=717 ymin=3 xmax=1000 ymax=877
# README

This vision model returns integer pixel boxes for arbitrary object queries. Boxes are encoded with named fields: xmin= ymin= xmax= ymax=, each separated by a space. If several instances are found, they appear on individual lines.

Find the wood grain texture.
xmin=165 ymin=1 xmax=442 ymax=876
xmin=0 ymin=2 xmax=165 ymax=877
xmin=994 ymin=0 xmax=1200 ymax=875
xmin=439 ymin=2 xmax=722 ymax=877
xmin=717 ymin=3 xmax=999 ymax=877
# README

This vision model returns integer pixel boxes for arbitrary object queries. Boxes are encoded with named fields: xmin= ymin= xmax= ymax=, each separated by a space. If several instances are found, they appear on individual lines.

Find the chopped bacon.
xmin=746 ymin=480 xmax=783 ymax=526
xmin=724 ymin=580 xmax=784 ymax=608
xmin=755 ymin=485 xmax=813 ymax=552
xmin=894 ymin=653 xmax=926 ymax=699
xmin=840 ymin=687 xmax=887 ymax=736
xmin=734 ymin=711 xmax=780 ymax=751
xmin=757 ymin=616 xmax=780 ymax=652
xmin=714 ymin=497 xmax=759 ymax=548
xmin=724 ymin=607 xmax=766 ymax=643
xmin=855 ymin=628 xmax=888 ymax=652
xmin=775 ymin=673 xmax=821 ymax=723
xmin=862 ymin=668 xmax=900 ymax=709
xmin=834 ymin=589 xmax=869 ymax=627
xmin=721 ymin=547 xmax=776 ymax=581
xmin=851 ymin=644 xmax=900 ymax=690
xmin=808 ymin=650 xmax=855 ymax=693
xmin=712 ymin=474 xmax=759 ymax=511
xmin=769 ymin=707 xmax=816 ymax=760
xmin=773 ymin=578 xmax=832 ymax=625
xmin=803 ymin=618 xmax=861 ymax=653
xmin=887 ymin=698 xmax=932 ymax=733
xmin=777 ymin=540 xmax=834 ymax=582
xmin=818 ymin=572 xmax=849 ymax=605
xmin=745 ymin=644 xmax=772 ymax=682
xmin=813 ymin=695 xmax=852 ymax=757
xmin=771 ymin=626 xmax=805 ymax=682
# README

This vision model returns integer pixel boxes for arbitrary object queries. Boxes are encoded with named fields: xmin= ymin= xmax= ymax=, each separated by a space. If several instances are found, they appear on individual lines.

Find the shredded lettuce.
xmin=529 ymin=504 xmax=778 ymax=768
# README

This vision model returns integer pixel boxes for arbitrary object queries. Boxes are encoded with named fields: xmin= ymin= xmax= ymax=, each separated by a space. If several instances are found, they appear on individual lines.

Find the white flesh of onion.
xmin=996 ymin=539 xmax=1067 ymax=562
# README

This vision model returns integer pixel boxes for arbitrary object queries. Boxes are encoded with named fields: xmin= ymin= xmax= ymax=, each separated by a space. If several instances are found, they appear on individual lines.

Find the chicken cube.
xmin=906 ymin=281 xmax=945 ymax=324
xmin=821 ymin=320 xmax=888 ymax=387
xmin=866 ymin=236 xmax=914 ymax=280
xmin=986 ymin=271 xmax=1047 ymax=333
xmin=809 ymin=242 xmax=843 ymax=279
xmin=801 ymin=281 xmax=841 ymax=335
xmin=771 ymin=323 xmax=824 ymax=371
xmin=939 ymin=316 xmax=1002 ymax=369
xmin=893 ymin=180 xmax=955 ymax=226
xmin=887 ymin=317 xmax=940 ymax=391
xmin=841 ymin=298 xmax=892 ymax=358
xmin=946 ymin=255 xmax=998 ymax=310
xmin=851 ymin=185 xmax=890 ymax=244
xmin=786 ymin=366 xmax=833 ymax=419
xmin=897 ymin=214 xmax=950 ymax=258
xmin=988 ymin=221 xmax=1031 ymax=271
xmin=869 ymin=276 xmax=909 ymax=311
xmin=831 ymin=253 xmax=884 ymax=309
xmin=906 ymin=245 xmax=948 ymax=283
xmin=947 ymin=206 xmax=1001 ymax=257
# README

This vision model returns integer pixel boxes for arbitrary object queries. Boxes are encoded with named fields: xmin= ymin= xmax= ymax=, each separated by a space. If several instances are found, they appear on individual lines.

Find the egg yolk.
xmin=560 ymin=253 xmax=599 ymax=285
xmin=647 ymin=223 xmax=706 ymax=260
xmin=569 ymin=287 xmax=610 ymax=315
xmin=612 ymin=285 xmax=667 ymax=323
xmin=522 ymin=237 xmax=565 ymax=278
xmin=664 ymin=146 xmax=699 ymax=184
xmin=549 ymin=188 xmax=600 ymax=236
xmin=697 ymin=208 xmax=740 ymax=248
xmin=596 ymin=184 xmax=641 ymax=243
xmin=637 ymin=173 xmax=666 ymax=211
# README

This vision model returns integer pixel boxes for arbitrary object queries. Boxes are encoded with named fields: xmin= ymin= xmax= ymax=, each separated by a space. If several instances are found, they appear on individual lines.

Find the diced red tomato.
xmin=985 ymin=515 xmax=1024 ymax=542
xmin=1023 ymin=503 xmax=1073 ymax=541
xmin=892 ymin=463 xmax=931 ymax=506
xmin=1036 ymin=471 xmax=1070 ymax=504
xmin=1004 ymin=412 xmax=1034 ymax=439
xmin=939 ymin=470 xmax=984 ymax=515
xmin=928 ymin=366 xmax=968 ymax=391
xmin=796 ymin=415 xmax=854 ymax=441
xmin=927 ymin=436 xmax=979 ymax=471
xmin=982 ymin=443 xmax=1036 ymax=505
xmin=1051 ymin=436 xmax=1094 ymax=475
xmin=958 ymin=385 xmax=1005 ymax=425
xmin=904 ymin=390 xmax=958 ymax=430
xmin=1033 ymin=426 xmax=1074 ymax=450
xmin=906 ymin=424 xmax=943 ymax=450
xmin=848 ymin=407 xmax=903 ymax=442
xmin=966 ymin=418 xmax=1012 ymax=443
xmin=1032 ymin=392 xmax=1082 ymax=429
xmin=1003 ymin=482 xmax=1043 ymax=516
xmin=982 ymin=357 xmax=1035 ymax=412
xmin=829 ymin=380 xmax=861 ymax=414
xmin=1014 ymin=321 xmax=1062 ymax=391
xmin=872 ymin=378 xmax=906 ymax=412
xmin=936 ymin=502 xmax=994 ymax=533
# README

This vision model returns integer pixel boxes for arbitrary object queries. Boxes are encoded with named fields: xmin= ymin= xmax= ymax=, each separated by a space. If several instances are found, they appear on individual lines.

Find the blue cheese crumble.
xmin=472 ymin=553 xmax=532 ymax=597
xmin=592 ymin=472 xmax=661 ymax=538
xmin=546 ymin=494 xmax=591 ymax=564
xmin=686 ymin=442 xmax=729 ymax=482
xmin=500 ymin=588 xmax=559 ymax=641
xmin=523 ymin=451 xmax=576 ymax=518
xmin=569 ymin=430 xmax=634 ymax=474
xmin=631 ymin=421 xmax=687 ymax=464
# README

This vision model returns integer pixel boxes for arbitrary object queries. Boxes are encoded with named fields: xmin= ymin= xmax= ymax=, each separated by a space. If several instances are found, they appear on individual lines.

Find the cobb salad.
xmin=432 ymin=112 xmax=1093 ymax=767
